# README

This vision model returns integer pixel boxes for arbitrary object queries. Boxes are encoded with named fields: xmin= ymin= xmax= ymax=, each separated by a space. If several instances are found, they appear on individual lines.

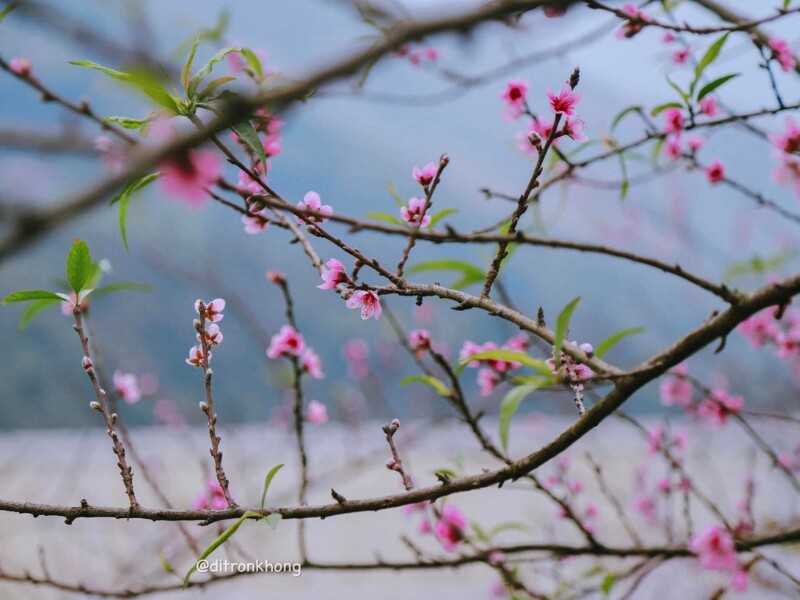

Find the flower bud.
xmin=89 ymin=401 xmax=101 ymax=410
xmin=82 ymin=357 xmax=93 ymax=370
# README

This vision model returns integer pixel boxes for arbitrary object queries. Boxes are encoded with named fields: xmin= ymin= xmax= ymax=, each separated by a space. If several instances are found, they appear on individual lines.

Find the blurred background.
xmin=0 ymin=0 xmax=798 ymax=431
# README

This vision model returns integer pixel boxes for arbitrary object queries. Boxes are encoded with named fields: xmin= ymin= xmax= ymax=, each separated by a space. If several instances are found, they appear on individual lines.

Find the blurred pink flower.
xmin=113 ymin=371 xmax=141 ymax=404
xmin=305 ymin=400 xmax=329 ymax=424
xmin=267 ymin=325 xmax=306 ymax=359
xmin=689 ymin=524 xmax=737 ymax=571
xmin=159 ymin=149 xmax=221 ymax=205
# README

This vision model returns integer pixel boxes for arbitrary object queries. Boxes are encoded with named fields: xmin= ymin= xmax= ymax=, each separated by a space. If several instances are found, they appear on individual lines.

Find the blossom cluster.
xmin=660 ymin=106 xmax=725 ymax=184
xmin=659 ymin=363 xmax=745 ymax=428
xmin=544 ymin=454 xmax=599 ymax=534
xmin=318 ymin=258 xmax=382 ymax=320
xmin=266 ymin=324 xmax=325 ymax=379
xmin=186 ymin=298 xmax=225 ymax=368
xmin=459 ymin=334 xmax=528 ymax=396
xmin=403 ymin=501 xmax=468 ymax=553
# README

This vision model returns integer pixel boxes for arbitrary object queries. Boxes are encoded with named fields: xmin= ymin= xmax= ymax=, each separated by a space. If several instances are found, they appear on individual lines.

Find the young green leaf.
xmin=104 ymin=116 xmax=148 ymax=130
xmin=499 ymin=384 xmax=538 ymax=451
xmin=91 ymin=281 xmax=153 ymax=298
xmin=459 ymin=350 xmax=552 ymax=376
xmin=694 ymin=33 xmax=729 ymax=83
xmin=611 ymin=105 xmax=642 ymax=132
xmin=386 ymin=181 xmax=406 ymax=207
xmin=650 ymin=102 xmax=683 ymax=117
xmin=260 ymin=513 xmax=282 ymax=529
xmin=18 ymin=297 xmax=60 ymax=330
xmin=2 ymin=290 xmax=63 ymax=304
xmin=0 ymin=3 xmax=17 ymax=23
xmin=601 ymin=573 xmax=617 ymax=595
xmin=594 ymin=326 xmax=645 ymax=357
xmin=399 ymin=375 xmax=450 ymax=397
xmin=365 ymin=212 xmax=404 ymax=226
xmin=110 ymin=173 xmax=159 ymax=250
xmin=405 ymin=259 xmax=485 ymax=290
xmin=188 ymin=47 xmax=240 ymax=97
xmin=181 ymin=36 xmax=202 ymax=92
xmin=239 ymin=48 xmax=263 ymax=80
xmin=183 ymin=510 xmax=261 ymax=586
xmin=230 ymin=119 xmax=266 ymax=172
xmin=696 ymin=73 xmax=739 ymax=101
xmin=197 ymin=76 xmax=236 ymax=101
xmin=553 ymin=297 xmax=581 ymax=368
xmin=260 ymin=464 xmax=284 ymax=510
xmin=428 ymin=208 xmax=457 ymax=228
xmin=66 ymin=240 xmax=92 ymax=293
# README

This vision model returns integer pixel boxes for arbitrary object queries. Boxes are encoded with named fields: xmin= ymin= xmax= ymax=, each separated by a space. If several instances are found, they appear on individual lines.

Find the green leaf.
xmin=488 ymin=521 xmax=531 ymax=539
xmin=110 ymin=173 xmax=159 ymax=250
xmin=91 ymin=281 xmax=153 ymax=298
xmin=2 ymin=290 xmax=63 ymax=304
xmin=666 ymin=76 xmax=689 ymax=104
xmin=66 ymin=240 xmax=92 ymax=293
xmin=19 ymin=297 xmax=60 ymax=330
xmin=365 ymin=212 xmax=404 ymax=226
xmin=696 ymin=73 xmax=739 ymax=101
xmin=260 ymin=464 xmax=284 ymax=510
xmin=785 ymin=0 xmax=792 ymax=9
xmin=188 ymin=47 xmax=240 ymax=97
xmin=459 ymin=350 xmax=552 ymax=376
xmin=594 ymin=327 xmax=644 ymax=357
xmin=618 ymin=154 xmax=629 ymax=200
xmin=650 ymin=102 xmax=683 ymax=117
xmin=428 ymin=208 xmax=457 ymax=228
xmin=69 ymin=60 xmax=131 ymax=81
xmin=601 ymin=573 xmax=617 ymax=595
xmin=0 ymin=3 xmax=18 ymax=24
xmin=230 ymin=119 xmax=266 ymax=172
xmin=400 ymin=375 xmax=450 ymax=397
xmin=104 ymin=116 xmax=148 ymax=130
xmin=499 ymin=384 xmax=538 ymax=451
xmin=470 ymin=522 xmax=490 ymax=542
xmin=182 ymin=36 xmax=202 ymax=93
xmin=260 ymin=513 xmax=282 ymax=529
xmin=386 ymin=181 xmax=405 ymax=207
xmin=405 ymin=259 xmax=484 ymax=290
xmin=197 ymin=76 xmax=236 ymax=101
xmin=240 ymin=48 xmax=263 ymax=80
xmin=183 ymin=510 xmax=261 ymax=586
xmin=70 ymin=61 xmax=180 ymax=113
xmin=723 ymin=252 xmax=793 ymax=281
xmin=553 ymin=297 xmax=581 ymax=368
xmin=611 ymin=105 xmax=642 ymax=132
xmin=694 ymin=33 xmax=729 ymax=83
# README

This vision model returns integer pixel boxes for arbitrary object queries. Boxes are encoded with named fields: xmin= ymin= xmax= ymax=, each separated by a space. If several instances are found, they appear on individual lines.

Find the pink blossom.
xmin=94 ymin=135 xmax=126 ymax=174
xmin=662 ymin=32 xmax=676 ymax=44
xmin=697 ymin=389 xmax=744 ymax=427
xmin=158 ymin=149 xmax=221 ymax=205
xmin=318 ymin=258 xmax=348 ymax=291
xmin=772 ymin=156 xmax=800 ymax=197
xmin=731 ymin=569 xmax=748 ymax=592
xmin=501 ymin=79 xmax=528 ymax=110
xmin=434 ymin=504 xmax=467 ymax=551
xmin=267 ymin=325 xmax=306 ymax=358
xmin=633 ymin=494 xmax=657 ymax=521
xmin=477 ymin=368 xmax=501 ymax=396
xmin=241 ymin=212 xmax=269 ymax=234
xmin=663 ymin=137 xmax=683 ymax=160
xmin=300 ymin=347 xmax=325 ymax=379
xmin=689 ymin=524 xmax=737 ymax=571
xmin=408 ymin=329 xmax=431 ymax=353
xmin=400 ymin=197 xmax=431 ymax=227
xmin=60 ymin=291 xmax=88 ymax=316
xmin=192 ymin=478 xmax=229 ymax=510
xmin=704 ymin=158 xmax=725 ymax=184
xmin=8 ymin=57 xmax=31 ymax=77
xmin=423 ymin=47 xmax=439 ymax=61
xmin=738 ymin=310 xmax=780 ymax=347
xmin=672 ymin=48 xmax=690 ymax=65
xmin=412 ymin=163 xmax=437 ymax=187
xmin=236 ymin=162 xmax=266 ymax=195
xmin=343 ymin=339 xmax=370 ymax=379
xmin=769 ymin=116 xmax=800 ymax=155
xmin=547 ymin=85 xmax=581 ymax=116
xmin=646 ymin=424 xmax=665 ymax=455
xmin=562 ymin=117 xmax=587 ymax=141
xmin=296 ymin=191 xmax=332 ymax=225
xmin=686 ymin=136 xmax=705 ymax=153
xmin=769 ymin=37 xmax=797 ymax=72
xmin=661 ymin=108 xmax=684 ymax=135
xmin=546 ymin=341 xmax=594 ymax=387
xmin=195 ymin=298 xmax=225 ymax=323
xmin=655 ymin=477 xmax=671 ymax=494
xmin=659 ymin=363 xmax=693 ymax=408
xmin=699 ymin=95 xmax=720 ymax=117
xmin=616 ymin=4 xmax=649 ymax=39
xmin=346 ymin=290 xmax=382 ymax=320
xmin=186 ymin=345 xmax=209 ymax=368
xmin=113 ymin=371 xmax=142 ymax=404
xmin=305 ymin=400 xmax=329 ymax=424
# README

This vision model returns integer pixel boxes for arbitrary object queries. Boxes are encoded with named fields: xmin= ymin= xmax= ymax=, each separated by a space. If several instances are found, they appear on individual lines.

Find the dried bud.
xmin=569 ymin=67 xmax=580 ymax=90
